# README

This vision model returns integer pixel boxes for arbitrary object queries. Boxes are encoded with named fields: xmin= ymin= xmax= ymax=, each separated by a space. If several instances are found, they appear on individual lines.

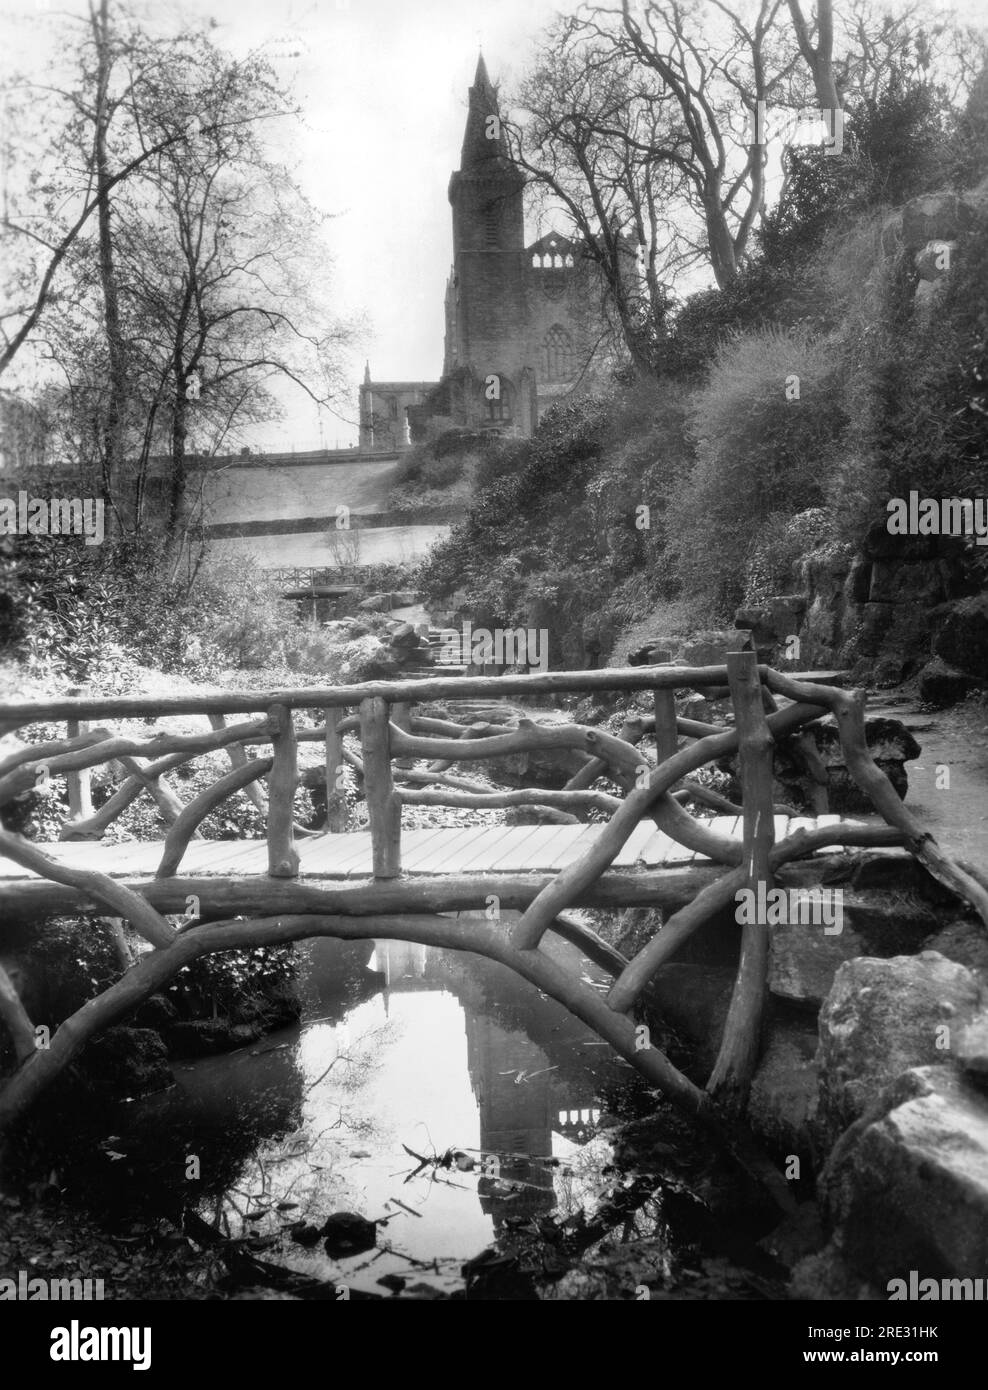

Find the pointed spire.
xmin=363 ymin=360 xmax=371 ymax=385
xmin=460 ymin=53 xmax=507 ymax=169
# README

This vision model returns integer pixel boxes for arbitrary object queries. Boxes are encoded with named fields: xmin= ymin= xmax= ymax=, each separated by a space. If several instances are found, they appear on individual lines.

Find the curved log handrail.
xmin=0 ymin=718 xmax=274 ymax=807
xmin=0 ymin=828 xmax=175 ymax=949
xmin=606 ymin=821 xmax=908 ymax=1013
xmin=156 ymin=757 xmax=274 ymax=878
xmin=510 ymin=700 xmax=830 ymax=952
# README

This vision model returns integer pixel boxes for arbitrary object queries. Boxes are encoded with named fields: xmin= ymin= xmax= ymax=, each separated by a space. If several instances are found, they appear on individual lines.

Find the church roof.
xmin=460 ymin=53 xmax=509 ymax=169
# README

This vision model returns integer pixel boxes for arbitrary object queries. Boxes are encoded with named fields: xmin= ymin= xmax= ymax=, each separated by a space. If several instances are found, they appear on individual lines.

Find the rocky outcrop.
xmin=732 ymin=186 xmax=988 ymax=694
xmin=934 ymin=595 xmax=988 ymax=682
xmin=718 ymin=713 xmax=920 ymax=813
xmin=814 ymin=952 xmax=984 ymax=1155
xmin=917 ymin=655 xmax=979 ymax=707
xmin=817 ymin=1066 xmax=988 ymax=1287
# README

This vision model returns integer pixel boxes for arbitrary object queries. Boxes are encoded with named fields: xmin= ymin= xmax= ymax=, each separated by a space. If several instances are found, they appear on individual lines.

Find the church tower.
xmin=444 ymin=56 xmax=534 ymax=432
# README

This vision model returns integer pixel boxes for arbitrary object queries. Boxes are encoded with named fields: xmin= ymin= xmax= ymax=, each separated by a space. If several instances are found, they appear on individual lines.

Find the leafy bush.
xmin=667 ymin=326 xmax=846 ymax=621
xmin=1 ymin=534 xmax=294 ymax=680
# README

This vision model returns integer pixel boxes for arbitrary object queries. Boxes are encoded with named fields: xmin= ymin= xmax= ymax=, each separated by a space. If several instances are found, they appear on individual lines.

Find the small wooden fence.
xmin=1 ymin=657 xmax=986 ymax=1205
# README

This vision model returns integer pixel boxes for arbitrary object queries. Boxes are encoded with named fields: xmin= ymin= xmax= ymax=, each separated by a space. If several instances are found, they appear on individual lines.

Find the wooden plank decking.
xmin=0 ymin=814 xmax=855 ymax=882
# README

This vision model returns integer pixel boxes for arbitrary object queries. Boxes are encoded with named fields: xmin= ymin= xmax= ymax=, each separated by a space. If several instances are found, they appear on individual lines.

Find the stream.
xmin=25 ymin=914 xmax=780 ymax=1299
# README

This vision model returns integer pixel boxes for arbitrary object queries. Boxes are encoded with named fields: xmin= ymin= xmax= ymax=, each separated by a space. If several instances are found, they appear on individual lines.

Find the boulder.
xmin=956 ymin=1014 xmax=988 ymax=1083
xmin=769 ymin=915 xmax=868 ymax=1010
xmin=357 ymin=593 xmax=391 ymax=612
xmin=81 ymin=1026 xmax=173 ymax=1096
xmin=819 ymin=1066 xmax=988 ymax=1285
xmin=917 ymin=656 xmax=979 ymax=707
xmin=815 ymin=952 xmax=984 ymax=1152
xmin=322 ymin=1212 xmax=377 ymax=1257
xmin=388 ymin=622 xmax=421 ymax=649
xmin=733 ymin=595 xmax=806 ymax=657
xmin=934 ymin=595 xmax=988 ymax=679
xmin=920 ymin=919 xmax=988 ymax=985
xmin=682 ymin=629 xmax=771 ymax=666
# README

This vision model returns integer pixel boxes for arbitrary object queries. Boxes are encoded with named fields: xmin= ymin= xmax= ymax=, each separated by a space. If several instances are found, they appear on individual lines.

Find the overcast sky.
xmin=1 ymin=0 xmax=984 ymax=447
xmin=174 ymin=0 xmax=567 ymax=445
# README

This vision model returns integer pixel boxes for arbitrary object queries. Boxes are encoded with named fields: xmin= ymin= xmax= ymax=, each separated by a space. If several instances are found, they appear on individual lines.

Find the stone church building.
xmin=359 ymin=56 xmax=613 ymax=447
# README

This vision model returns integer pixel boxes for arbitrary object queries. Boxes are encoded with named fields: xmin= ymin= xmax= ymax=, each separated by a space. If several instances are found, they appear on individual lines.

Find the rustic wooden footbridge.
xmin=1 ymin=656 xmax=986 ymax=1206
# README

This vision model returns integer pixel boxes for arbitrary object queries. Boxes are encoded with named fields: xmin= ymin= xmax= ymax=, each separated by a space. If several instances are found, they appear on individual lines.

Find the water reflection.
xmin=166 ymin=918 xmax=635 ymax=1291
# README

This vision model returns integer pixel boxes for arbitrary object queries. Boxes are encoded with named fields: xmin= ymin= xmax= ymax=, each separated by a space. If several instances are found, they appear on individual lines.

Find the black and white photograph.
xmin=1 ymin=0 xmax=987 ymax=1340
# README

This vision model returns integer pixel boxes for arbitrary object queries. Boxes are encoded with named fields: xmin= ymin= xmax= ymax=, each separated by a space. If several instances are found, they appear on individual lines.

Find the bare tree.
xmin=4 ymin=6 xmax=352 ymax=549
xmin=514 ymin=0 xmax=802 ymax=368
xmin=787 ymin=0 xmax=841 ymax=111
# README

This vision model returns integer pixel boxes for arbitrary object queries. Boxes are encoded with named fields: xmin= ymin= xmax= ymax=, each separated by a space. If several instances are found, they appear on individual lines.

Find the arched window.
xmin=541 ymin=325 xmax=575 ymax=383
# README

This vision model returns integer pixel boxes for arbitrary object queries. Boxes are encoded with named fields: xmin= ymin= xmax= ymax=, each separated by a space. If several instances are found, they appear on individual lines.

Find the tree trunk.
xmin=168 ymin=384 xmax=188 ymax=542
xmin=91 ymin=0 xmax=127 ymax=526
xmin=788 ymin=0 xmax=841 ymax=113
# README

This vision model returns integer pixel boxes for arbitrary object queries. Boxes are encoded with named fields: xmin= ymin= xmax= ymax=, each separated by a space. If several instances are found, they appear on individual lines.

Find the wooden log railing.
xmin=4 ymin=657 xmax=979 ymax=1204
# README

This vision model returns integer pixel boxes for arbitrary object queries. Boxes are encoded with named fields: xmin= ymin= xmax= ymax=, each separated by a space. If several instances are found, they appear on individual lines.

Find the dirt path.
xmin=867 ymin=693 xmax=988 ymax=870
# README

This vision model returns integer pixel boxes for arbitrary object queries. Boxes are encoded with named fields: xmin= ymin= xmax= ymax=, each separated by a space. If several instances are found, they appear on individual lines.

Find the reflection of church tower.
xmin=465 ymin=1011 xmax=556 ymax=1220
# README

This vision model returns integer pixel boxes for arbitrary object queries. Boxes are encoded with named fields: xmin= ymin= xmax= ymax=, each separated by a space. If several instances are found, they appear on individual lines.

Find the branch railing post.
xmin=359 ymin=696 xmax=401 ymax=878
xmin=651 ymin=649 xmax=678 ymax=765
xmin=392 ymin=701 xmax=413 ymax=770
xmin=707 ymin=651 xmax=775 ymax=1117
xmin=267 ymin=703 xmax=300 ymax=878
xmin=65 ymin=688 xmax=93 ymax=823
xmin=324 ymin=706 xmax=349 ymax=832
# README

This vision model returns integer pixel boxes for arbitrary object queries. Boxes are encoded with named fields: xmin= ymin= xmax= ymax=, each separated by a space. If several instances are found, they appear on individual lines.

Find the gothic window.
xmin=541 ymin=325 xmax=575 ymax=383
xmin=386 ymin=396 xmax=398 ymax=420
